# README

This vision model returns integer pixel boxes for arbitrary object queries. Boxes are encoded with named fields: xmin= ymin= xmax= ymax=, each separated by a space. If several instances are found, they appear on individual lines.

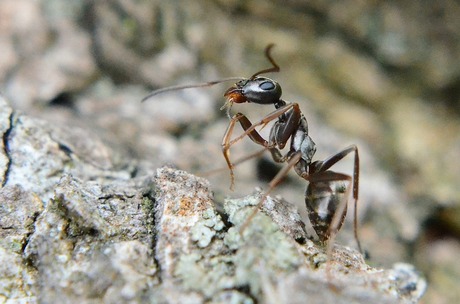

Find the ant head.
xmin=224 ymin=77 xmax=282 ymax=105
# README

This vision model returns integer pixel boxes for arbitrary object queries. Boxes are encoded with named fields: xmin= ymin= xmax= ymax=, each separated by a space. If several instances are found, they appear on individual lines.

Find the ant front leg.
xmin=228 ymin=103 xmax=300 ymax=147
xmin=222 ymin=113 xmax=270 ymax=190
xmin=221 ymin=103 xmax=302 ymax=189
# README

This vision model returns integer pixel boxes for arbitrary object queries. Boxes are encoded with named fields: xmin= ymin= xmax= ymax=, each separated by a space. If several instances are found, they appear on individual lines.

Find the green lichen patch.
xmin=174 ymin=194 xmax=304 ymax=300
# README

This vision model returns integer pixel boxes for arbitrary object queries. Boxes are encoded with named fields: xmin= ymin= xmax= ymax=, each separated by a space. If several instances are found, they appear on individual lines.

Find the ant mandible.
xmin=143 ymin=44 xmax=362 ymax=252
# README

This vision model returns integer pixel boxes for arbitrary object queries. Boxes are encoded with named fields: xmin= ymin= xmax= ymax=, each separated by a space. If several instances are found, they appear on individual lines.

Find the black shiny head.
xmin=243 ymin=77 xmax=282 ymax=104
xmin=224 ymin=77 xmax=282 ymax=105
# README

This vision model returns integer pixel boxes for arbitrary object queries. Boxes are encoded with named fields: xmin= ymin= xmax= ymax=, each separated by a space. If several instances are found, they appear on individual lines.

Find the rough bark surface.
xmin=0 ymin=96 xmax=425 ymax=303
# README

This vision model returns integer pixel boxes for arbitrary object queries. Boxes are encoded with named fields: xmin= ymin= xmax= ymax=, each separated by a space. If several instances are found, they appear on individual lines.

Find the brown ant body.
xmin=143 ymin=44 xmax=362 ymax=252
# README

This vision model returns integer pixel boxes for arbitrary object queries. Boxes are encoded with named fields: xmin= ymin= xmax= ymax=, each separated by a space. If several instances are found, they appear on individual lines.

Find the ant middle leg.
xmin=239 ymin=151 xmax=303 ymax=233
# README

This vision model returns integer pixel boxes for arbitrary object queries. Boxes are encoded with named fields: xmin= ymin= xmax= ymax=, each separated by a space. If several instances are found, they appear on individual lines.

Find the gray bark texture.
xmin=0 ymin=96 xmax=425 ymax=303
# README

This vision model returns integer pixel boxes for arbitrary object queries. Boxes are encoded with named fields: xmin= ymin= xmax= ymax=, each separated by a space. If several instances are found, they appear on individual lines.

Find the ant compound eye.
xmin=260 ymin=81 xmax=275 ymax=91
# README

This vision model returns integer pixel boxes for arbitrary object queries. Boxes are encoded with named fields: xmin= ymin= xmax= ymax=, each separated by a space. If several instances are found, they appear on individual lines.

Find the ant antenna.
xmin=249 ymin=43 xmax=280 ymax=79
xmin=141 ymin=77 xmax=244 ymax=103
xmin=142 ymin=44 xmax=280 ymax=103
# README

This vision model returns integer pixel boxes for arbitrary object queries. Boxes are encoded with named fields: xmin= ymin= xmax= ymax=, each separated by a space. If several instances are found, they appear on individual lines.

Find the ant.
xmin=143 ymin=44 xmax=362 ymax=253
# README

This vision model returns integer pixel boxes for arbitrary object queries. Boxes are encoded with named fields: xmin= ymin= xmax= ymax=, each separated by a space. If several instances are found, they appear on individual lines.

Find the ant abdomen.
xmin=306 ymin=179 xmax=349 ymax=243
